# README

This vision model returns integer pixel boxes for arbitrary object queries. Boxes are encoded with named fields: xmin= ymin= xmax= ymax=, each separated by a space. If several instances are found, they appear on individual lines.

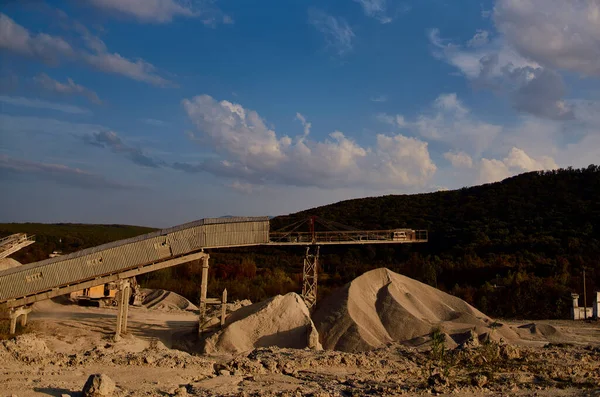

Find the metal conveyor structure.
xmin=0 ymin=215 xmax=427 ymax=335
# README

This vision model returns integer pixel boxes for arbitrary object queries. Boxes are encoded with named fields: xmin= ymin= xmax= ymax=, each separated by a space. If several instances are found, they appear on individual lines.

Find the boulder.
xmin=82 ymin=374 xmax=116 ymax=397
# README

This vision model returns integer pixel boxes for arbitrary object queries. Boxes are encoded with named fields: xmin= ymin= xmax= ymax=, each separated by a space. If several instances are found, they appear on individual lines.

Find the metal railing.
xmin=269 ymin=229 xmax=428 ymax=245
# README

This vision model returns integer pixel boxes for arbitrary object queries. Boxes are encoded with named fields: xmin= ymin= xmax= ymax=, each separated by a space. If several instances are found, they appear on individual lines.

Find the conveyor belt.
xmin=0 ymin=217 xmax=269 ymax=309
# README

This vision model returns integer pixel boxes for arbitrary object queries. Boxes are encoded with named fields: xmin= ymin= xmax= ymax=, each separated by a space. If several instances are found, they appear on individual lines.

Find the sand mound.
xmin=0 ymin=258 xmax=21 ymax=271
xmin=204 ymin=292 xmax=322 ymax=354
xmin=312 ymin=268 xmax=520 ymax=352
xmin=141 ymin=289 xmax=198 ymax=312
xmin=517 ymin=323 xmax=566 ymax=340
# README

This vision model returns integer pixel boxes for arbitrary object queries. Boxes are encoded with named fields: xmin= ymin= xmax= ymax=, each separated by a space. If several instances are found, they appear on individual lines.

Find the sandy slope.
xmin=313 ymin=268 xmax=522 ymax=352
xmin=0 ymin=279 xmax=598 ymax=396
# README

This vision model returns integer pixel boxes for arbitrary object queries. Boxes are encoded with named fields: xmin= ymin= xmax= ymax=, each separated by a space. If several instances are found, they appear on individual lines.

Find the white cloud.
xmin=180 ymin=94 xmax=436 ymax=189
xmin=308 ymin=9 xmax=355 ymax=56
xmin=504 ymin=147 xmax=557 ymax=171
xmin=429 ymin=28 xmax=575 ymax=120
xmin=467 ymin=29 xmax=490 ymax=47
xmin=444 ymin=151 xmax=473 ymax=168
xmin=82 ymin=52 xmax=171 ymax=87
xmin=494 ymin=0 xmax=600 ymax=77
xmin=34 ymin=73 xmax=102 ymax=104
xmin=295 ymin=112 xmax=311 ymax=139
xmin=0 ymin=95 xmax=90 ymax=115
xmin=375 ymin=113 xmax=406 ymax=127
xmin=428 ymin=28 xmax=537 ymax=80
xmin=87 ymin=0 xmax=234 ymax=25
xmin=0 ymin=13 xmax=73 ymax=64
xmin=87 ymin=0 xmax=196 ymax=23
xmin=379 ymin=93 xmax=502 ymax=155
xmin=354 ymin=0 xmax=392 ymax=23
xmin=478 ymin=158 xmax=511 ymax=184
xmin=478 ymin=147 xmax=558 ymax=184
xmin=0 ymin=13 xmax=171 ymax=87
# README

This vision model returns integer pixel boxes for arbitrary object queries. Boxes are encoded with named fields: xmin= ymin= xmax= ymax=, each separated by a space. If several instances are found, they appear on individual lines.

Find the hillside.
xmin=1 ymin=165 xmax=598 ymax=319
xmin=274 ymin=165 xmax=600 ymax=318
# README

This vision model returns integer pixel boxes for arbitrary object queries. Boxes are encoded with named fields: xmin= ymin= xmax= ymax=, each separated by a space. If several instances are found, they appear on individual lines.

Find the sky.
xmin=1 ymin=0 xmax=599 ymax=227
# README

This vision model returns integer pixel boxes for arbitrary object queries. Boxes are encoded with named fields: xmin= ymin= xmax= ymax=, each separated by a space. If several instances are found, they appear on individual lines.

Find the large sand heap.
xmin=141 ymin=289 xmax=198 ymax=312
xmin=312 ymin=268 xmax=520 ymax=352
xmin=204 ymin=292 xmax=322 ymax=354
xmin=0 ymin=258 xmax=21 ymax=271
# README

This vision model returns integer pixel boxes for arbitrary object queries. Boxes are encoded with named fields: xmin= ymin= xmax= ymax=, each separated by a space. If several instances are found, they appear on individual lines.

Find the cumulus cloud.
xmin=0 ymin=13 xmax=73 ymax=64
xmin=494 ymin=0 xmax=600 ymax=77
xmin=478 ymin=147 xmax=558 ymax=184
xmin=429 ymin=28 xmax=574 ymax=120
xmin=0 ymin=13 xmax=171 ymax=86
xmin=444 ymin=151 xmax=473 ymax=168
xmin=467 ymin=29 xmax=490 ymax=47
xmin=0 ymin=155 xmax=130 ymax=189
xmin=0 ymin=95 xmax=90 ymax=115
xmin=179 ymin=94 xmax=436 ymax=189
xmin=308 ymin=9 xmax=355 ymax=56
xmin=85 ymin=130 xmax=163 ymax=168
xmin=507 ymin=67 xmax=574 ymax=120
xmin=377 ymin=93 xmax=502 ymax=155
xmin=34 ymin=73 xmax=102 ymax=104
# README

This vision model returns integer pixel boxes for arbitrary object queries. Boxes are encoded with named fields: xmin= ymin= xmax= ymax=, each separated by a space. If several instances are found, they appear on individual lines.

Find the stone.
xmin=472 ymin=374 xmax=488 ymax=387
xmin=174 ymin=386 xmax=188 ymax=396
xmin=82 ymin=374 xmax=116 ymax=397
xmin=428 ymin=369 xmax=448 ymax=387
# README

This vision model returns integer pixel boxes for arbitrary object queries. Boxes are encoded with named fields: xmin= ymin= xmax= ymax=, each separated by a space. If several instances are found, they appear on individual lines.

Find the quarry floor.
xmin=1 ymin=299 xmax=599 ymax=397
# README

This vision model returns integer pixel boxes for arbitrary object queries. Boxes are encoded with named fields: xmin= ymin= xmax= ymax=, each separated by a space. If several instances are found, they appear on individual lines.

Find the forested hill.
xmin=272 ymin=165 xmax=600 ymax=318
xmin=1 ymin=166 xmax=598 ymax=319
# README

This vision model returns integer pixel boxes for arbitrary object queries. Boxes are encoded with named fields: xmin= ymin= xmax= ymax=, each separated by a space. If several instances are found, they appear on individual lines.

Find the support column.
xmin=221 ymin=289 xmax=227 ymax=328
xmin=302 ymin=246 xmax=319 ymax=310
xmin=199 ymin=253 xmax=210 ymax=335
xmin=122 ymin=282 xmax=131 ymax=333
xmin=116 ymin=279 xmax=130 ymax=337
xmin=9 ymin=316 xmax=17 ymax=335
xmin=8 ymin=306 xmax=32 ymax=334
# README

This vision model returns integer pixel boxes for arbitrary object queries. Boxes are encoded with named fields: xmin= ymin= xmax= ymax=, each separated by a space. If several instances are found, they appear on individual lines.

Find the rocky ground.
xmin=0 ymin=300 xmax=599 ymax=396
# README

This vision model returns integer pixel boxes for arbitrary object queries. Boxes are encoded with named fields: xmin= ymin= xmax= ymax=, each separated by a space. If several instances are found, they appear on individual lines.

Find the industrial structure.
xmin=0 ymin=216 xmax=427 ymax=335
xmin=0 ymin=233 xmax=35 ymax=259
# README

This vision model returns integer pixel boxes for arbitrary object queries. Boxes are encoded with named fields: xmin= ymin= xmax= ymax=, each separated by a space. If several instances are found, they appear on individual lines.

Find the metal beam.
xmin=267 ymin=240 xmax=428 ymax=246
xmin=302 ymin=246 xmax=319 ymax=309
xmin=0 ymin=251 xmax=208 ymax=310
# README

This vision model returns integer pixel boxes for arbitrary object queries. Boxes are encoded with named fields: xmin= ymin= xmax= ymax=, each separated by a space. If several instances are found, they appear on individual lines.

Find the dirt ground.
xmin=1 ymin=299 xmax=599 ymax=397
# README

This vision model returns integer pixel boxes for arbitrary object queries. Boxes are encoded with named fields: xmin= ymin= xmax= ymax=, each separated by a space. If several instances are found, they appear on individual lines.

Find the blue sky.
xmin=1 ymin=0 xmax=599 ymax=227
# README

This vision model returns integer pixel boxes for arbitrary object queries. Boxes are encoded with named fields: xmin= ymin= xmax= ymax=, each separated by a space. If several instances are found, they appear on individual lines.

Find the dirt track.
xmin=1 ymin=299 xmax=599 ymax=396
